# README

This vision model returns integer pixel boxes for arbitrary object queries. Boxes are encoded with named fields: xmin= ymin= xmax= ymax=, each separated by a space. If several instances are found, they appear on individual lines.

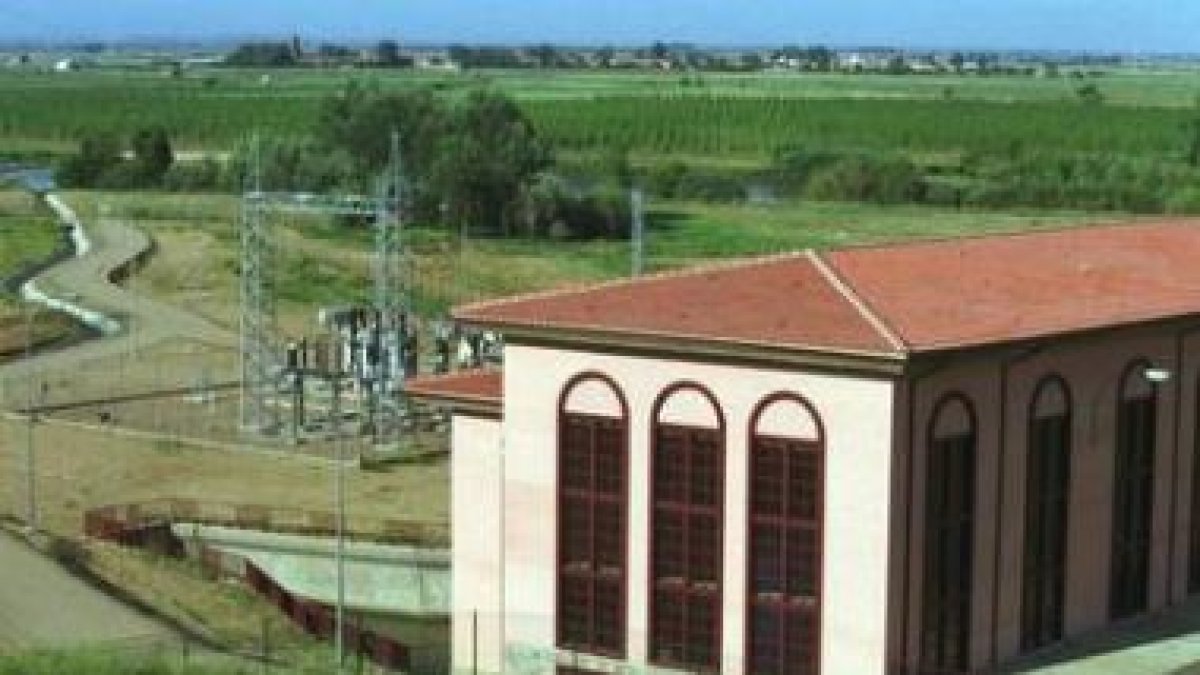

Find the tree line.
xmin=57 ymin=85 xmax=631 ymax=240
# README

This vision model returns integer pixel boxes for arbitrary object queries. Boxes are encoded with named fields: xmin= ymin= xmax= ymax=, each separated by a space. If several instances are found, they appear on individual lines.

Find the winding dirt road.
xmin=0 ymin=193 xmax=236 ymax=651
xmin=0 ymin=201 xmax=236 ymax=402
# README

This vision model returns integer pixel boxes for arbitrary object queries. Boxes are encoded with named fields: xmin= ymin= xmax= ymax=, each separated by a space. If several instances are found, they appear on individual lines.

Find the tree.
xmin=885 ymin=55 xmax=909 ymax=75
xmin=130 ymin=126 xmax=174 ymax=185
xmin=532 ymin=44 xmax=558 ymax=68
xmin=375 ymin=40 xmax=401 ymax=66
xmin=431 ymin=90 xmax=552 ymax=234
xmin=1187 ymin=108 xmax=1200 ymax=167
xmin=1076 ymin=83 xmax=1105 ymax=105
xmin=224 ymin=42 xmax=296 ymax=67
xmin=805 ymin=46 xmax=834 ymax=72
xmin=316 ymin=83 xmax=446 ymax=180
xmin=57 ymin=133 xmax=121 ymax=187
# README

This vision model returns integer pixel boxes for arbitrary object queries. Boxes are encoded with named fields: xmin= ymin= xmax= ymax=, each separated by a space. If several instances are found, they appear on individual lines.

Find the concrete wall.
xmin=897 ymin=322 xmax=1200 ymax=672
xmin=490 ymin=343 xmax=896 ymax=674
xmin=171 ymin=523 xmax=448 ymax=614
xmin=451 ymin=413 xmax=505 ymax=674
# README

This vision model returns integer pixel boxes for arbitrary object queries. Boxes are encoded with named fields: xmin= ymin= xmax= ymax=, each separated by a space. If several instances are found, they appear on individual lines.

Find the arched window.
xmin=746 ymin=394 xmax=824 ymax=675
xmin=1110 ymin=361 xmax=1157 ymax=620
xmin=920 ymin=394 xmax=976 ymax=673
xmin=1021 ymin=375 xmax=1071 ymax=651
xmin=649 ymin=383 xmax=725 ymax=671
xmin=557 ymin=373 xmax=629 ymax=657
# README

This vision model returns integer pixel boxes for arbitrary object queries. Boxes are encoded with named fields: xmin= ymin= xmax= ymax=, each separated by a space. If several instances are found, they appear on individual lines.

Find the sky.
xmin=0 ymin=0 xmax=1197 ymax=53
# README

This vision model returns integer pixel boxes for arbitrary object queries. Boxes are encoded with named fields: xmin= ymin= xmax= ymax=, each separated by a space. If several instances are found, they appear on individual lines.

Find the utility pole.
xmin=328 ymin=341 xmax=347 ymax=672
xmin=631 ymin=188 xmax=645 ymax=277
xmin=23 ymin=304 xmax=38 ymax=531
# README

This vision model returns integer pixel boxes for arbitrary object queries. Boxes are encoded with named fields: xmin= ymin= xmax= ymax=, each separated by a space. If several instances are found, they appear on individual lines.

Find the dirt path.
xmin=0 ymin=531 xmax=176 ymax=652
xmin=0 ymin=202 xmax=237 ymax=405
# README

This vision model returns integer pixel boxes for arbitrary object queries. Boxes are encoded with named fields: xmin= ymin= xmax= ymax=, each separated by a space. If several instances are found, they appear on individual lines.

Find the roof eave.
xmin=405 ymin=388 xmax=503 ymax=418
xmin=456 ymin=319 xmax=909 ymax=377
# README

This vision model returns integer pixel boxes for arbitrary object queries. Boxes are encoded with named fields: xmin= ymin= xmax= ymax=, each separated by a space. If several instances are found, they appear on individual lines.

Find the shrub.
xmin=1166 ymin=187 xmax=1200 ymax=214
xmin=161 ymin=159 xmax=222 ymax=192
xmin=805 ymin=155 xmax=926 ymax=204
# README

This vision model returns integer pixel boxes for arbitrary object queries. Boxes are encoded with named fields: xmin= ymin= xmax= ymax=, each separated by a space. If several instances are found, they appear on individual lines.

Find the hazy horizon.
xmin=0 ymin=1 xmax=1198 ymax=54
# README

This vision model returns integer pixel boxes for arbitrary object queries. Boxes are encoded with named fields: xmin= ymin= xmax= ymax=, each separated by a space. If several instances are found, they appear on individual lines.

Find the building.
xmin=407 ymin=220 xmax=1200 ymax=674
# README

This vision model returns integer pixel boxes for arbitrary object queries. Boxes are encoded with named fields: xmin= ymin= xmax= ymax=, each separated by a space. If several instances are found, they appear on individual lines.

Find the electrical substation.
xmin=236 ymin=132 xmax=506 ymax=458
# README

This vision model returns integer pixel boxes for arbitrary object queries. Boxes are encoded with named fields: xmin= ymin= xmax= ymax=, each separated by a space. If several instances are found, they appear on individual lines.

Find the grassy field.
xmin=0 ymin=190 xmax=60 ymax=277
xmin=0 ymin=189 xmax=79 ymax=358
xmin=59 ymin=189 xmax=1104 ymax=319
xmin=4 ymin=66 xmax=1198 ymax=105
xmin=0 ymin=409 xmax=449 ymax=647
xmin=0 ymin=642 xmax=336 ymax=674
xmin=0 ymin=67 xmax=1196 ymax=159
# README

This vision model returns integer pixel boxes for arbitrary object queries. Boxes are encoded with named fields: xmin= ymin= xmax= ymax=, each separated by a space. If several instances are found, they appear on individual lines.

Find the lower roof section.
xmin=406 ymin=368 xmax=502 ymax=416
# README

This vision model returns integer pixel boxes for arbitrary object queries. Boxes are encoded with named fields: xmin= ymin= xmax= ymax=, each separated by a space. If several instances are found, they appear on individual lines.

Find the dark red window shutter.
xmin=748 ymin=436 xmax=822 ymax=675
xmin=650 ymin=424 xmax=725 ymax=671
xmin=557 ymin=413 xmax=627 ymax=657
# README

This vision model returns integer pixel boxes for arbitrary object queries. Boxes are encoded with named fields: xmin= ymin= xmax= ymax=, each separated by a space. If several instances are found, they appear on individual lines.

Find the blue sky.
xmin=0 ymin=0 xmax=1197 ymax=52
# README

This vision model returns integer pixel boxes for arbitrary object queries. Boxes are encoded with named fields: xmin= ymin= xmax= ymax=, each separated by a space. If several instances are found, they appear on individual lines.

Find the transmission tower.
xmin=238 ymin=131 xmax=408 ymax=445
xmin=370 ymin=131 xmax=407 ymax=447
xmin=239 ymin=136 xmax=278 ymax=433
xmin=375 ymin=132 xmax=404 ymax=330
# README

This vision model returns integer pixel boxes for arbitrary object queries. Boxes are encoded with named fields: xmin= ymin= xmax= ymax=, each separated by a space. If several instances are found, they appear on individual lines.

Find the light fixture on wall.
xmin=1143 ymin=366 xmax=1172 ymax=384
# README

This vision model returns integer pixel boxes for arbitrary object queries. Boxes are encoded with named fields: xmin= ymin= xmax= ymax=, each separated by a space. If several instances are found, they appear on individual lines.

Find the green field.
xmin=58 ymin=189 xmax=1101 ymax=318
xmin=0 ymin=190 xmax=61 ymax=276
xmin=0 ymin=67 xmax=1196 ymax=161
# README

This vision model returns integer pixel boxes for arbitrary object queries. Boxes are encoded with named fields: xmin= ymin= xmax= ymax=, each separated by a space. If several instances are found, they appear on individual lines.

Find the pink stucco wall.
xmin=451 ymin=413 xmax=505 ymax=673
xmin=896 ymin=322 xmax=1200 ymax=672
xmin=488 ymin=342 xmax=896 ymax=674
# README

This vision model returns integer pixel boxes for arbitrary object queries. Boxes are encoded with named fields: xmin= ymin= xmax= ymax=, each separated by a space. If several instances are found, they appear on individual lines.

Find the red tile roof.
xmin=456 ymin=252 xmax=898 ymax=356
xmin=455 ymin=220 xmax=1200 ymax=358
xmin=829 ymin=220 xmax=1200 ymax=351
xmin=405 ymin=368 xmax=502 ymax=408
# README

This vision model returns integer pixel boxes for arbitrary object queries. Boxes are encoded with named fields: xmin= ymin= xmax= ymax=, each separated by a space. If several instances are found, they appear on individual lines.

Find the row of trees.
xmin=621 ymin=146 xmax=1200 ymax=215
xmin=55 ymin=85 xmax=630 ymax=240
xmin=224 ymin=40 xmax=413 ymax=68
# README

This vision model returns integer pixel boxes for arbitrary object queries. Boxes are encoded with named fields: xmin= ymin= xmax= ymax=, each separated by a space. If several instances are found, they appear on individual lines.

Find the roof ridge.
xmin=455 ymin=250 xmax=809 ymax=319
xmin=807 ymin=249 xmax=908 ymax=353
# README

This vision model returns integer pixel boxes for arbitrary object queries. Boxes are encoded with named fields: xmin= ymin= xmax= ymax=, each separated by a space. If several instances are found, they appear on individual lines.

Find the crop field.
xmin=528 ymin=96 xmax=1196 ymax=160
xmin=0 ymin=67 xmax=1196 ymax=160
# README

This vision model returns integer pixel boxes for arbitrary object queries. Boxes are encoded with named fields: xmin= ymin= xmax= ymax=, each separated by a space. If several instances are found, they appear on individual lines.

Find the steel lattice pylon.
xmin=375 ymin=132 xmax=403 ymax=330
xmin=239 ymin=137 xmax=278 ymax=433
xmin=238 ymin=132 xmax=408 ymax=443
xmin=370 ymin=132 xmax=407 ymax=447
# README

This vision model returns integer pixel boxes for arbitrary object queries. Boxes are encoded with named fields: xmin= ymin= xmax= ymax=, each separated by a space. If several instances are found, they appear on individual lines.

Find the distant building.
xmin=410 ymin=219 xmax=1200 ymax=673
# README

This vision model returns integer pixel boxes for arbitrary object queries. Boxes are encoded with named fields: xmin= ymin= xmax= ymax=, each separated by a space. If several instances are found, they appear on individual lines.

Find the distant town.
xmin=2 ymin=37 xmax=1196 ymax=76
